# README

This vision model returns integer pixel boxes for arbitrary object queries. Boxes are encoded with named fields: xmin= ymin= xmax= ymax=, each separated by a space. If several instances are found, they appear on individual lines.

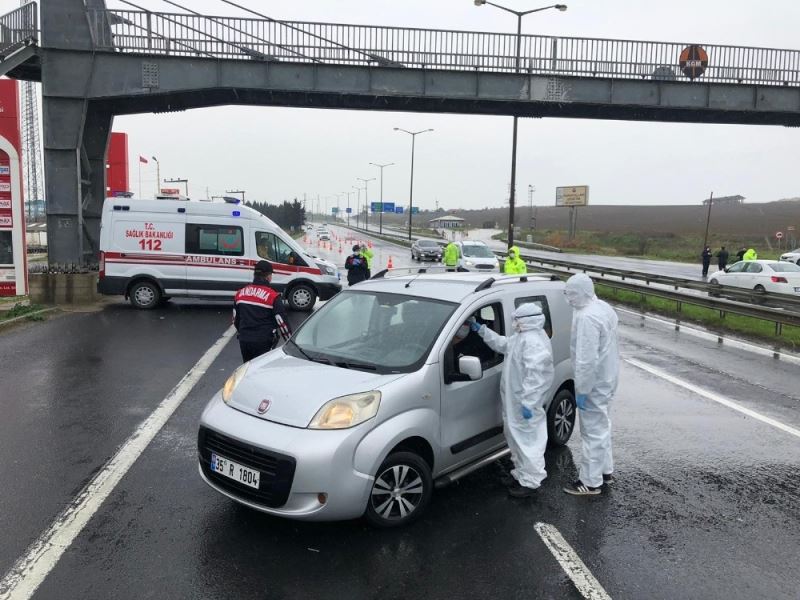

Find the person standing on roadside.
xmin=716 ymin=246 xmax=729 ymax=271
xmin=504 ymin=246 xmax=527 ymax=275
xmin=472 ymin=304 xmax=554 ymax=499
xmin=360 ymin=244 xmax=374 ymax=279
xmin=233 ymin=260 xmax=291 ymax=363
xmin=444 ymin=240 xmax=460 ymax=272
xmin=735 ymin=247 xmax=747 ymax=262
xmin=743 ymin=248 xmax=758 ymax=261
xmin=562 ymin=273 xmax=619 ymax=497
xmin=701 ymin=246 xmax=712 ymax=277
xmin=346 ymin=244 xmax=370 ymax=286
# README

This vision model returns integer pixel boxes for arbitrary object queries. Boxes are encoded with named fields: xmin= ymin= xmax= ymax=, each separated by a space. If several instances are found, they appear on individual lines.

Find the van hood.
xmin=228 ymin=350 xmax=406 ymax=428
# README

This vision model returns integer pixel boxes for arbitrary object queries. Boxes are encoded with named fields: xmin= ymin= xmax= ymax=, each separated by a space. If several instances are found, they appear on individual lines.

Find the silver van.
xmin=198 ymin=272 xmax=576 ymax=527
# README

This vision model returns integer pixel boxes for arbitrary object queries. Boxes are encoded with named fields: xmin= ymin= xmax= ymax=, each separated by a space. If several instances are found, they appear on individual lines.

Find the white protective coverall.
xmin=478 ymin=303 xmax=554 ymax=489
xmin=565 ymin=274 xmax=620 ymax=488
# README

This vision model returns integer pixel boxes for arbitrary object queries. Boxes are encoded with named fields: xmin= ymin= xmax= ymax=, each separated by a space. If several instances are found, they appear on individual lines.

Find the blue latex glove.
xmin=469 ymin=318 xmax=481 ymax=333
xmin=521 ymin=406 xmax=533 ymax=420
xmin=576 ymin=394 xmax=588 ymax=411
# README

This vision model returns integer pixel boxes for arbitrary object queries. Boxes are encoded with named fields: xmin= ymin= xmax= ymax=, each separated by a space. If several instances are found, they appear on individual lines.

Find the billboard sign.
xmin=345 ymin=207 xmax=352 ymax=214
xmin=411 ymin=207 xmax=420 ymax=214
xmin=0 ymin=78 xmax=26 ymax=296
xmin=370 ymin=202 xmax=382 ymax=212
xmin=395 ymin=206 xmax=404 ymax=214
xmin=160 ymin=188 xmax=181 ymax=196
xmin=382 ymin=202 xmax=395 ymax=213
xmin=556 ymin=186 xmax=589 ymax=207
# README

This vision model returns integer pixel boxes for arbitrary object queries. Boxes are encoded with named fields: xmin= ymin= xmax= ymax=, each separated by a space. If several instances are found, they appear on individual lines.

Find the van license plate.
xmin=210 ymin=453 xmax=260 ymax=489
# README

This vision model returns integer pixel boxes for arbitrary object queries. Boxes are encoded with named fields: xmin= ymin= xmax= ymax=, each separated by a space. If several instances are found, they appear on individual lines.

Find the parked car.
xmin=456 ymin=240 xmax=499 ymax=272
xmin=709 ymin=260 xmax=800 ymax=296
xmin=198 ymin=272 xmax=576 ymax=527
xmin=411 ymin=238 xmax=443 ymax=261
xmin=779 ymin=248 xmax=800 ymax=265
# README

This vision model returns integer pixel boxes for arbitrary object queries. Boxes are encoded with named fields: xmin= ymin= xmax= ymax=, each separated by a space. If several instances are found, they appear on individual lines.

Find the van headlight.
xmin=308 ymin=391 xmax=381 ymax=429
xmin=465 ymin=260 xmax=474 ymax=266
xmin=316 ymin=262 xmax=337 ymax=276
xmin=222 ymin=363 xmax=249 ymax=404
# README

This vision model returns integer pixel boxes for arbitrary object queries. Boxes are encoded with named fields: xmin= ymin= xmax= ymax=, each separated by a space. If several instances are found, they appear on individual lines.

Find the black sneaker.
xmin=603 ymin=473 xmax=616 ymax=486
xmin=563 ymin=480 xmax=601 ymax=496
xmin=507 ymin=481 xmax=538 ymax=498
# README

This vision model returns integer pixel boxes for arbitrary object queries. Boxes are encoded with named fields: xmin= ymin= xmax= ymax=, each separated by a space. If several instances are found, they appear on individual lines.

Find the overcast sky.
xmin=102 ymin=0 xmax=800 ymax=211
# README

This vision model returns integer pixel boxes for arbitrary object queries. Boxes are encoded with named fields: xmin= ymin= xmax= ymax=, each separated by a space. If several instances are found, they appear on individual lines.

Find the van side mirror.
xmin=458 ymin=356 xmax=483 ymax=381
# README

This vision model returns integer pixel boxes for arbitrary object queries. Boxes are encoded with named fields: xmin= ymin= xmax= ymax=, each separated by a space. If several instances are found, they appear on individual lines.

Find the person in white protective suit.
xmin=472 ymin=303 xmax=554 ymax=498
xmin=562 ymin=273 xmax=620 ymax=496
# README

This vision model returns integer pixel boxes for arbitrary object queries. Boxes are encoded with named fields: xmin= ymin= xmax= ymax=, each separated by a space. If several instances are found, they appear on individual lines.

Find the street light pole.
xmin=394 ymin=128 xmax=434 ymax=240
xmin=370 ymin=162 xmax=395 ymax=235
xmin=474 ymin=1 xmax=567 ymax=249
xmin=357 ymin=177 xmax=375 ymax=232
xmin=352 ymin=185 xmax=362 ymax=228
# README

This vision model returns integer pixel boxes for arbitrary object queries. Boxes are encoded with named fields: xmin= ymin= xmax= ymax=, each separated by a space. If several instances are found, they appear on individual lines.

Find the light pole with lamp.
xmin=343 ymin=191 xmax=354 ymax=227
xmin=352 ymin=185 xmax=362 ymax=228
xmin=370 ymin=162 xmax=395 ymax=235
xmin=394 ymin=128 xmax=433 ymax=241
xmin=357 ymin=177 xmax=375 ymax=232
xmin=473 ymin=0 xmax=567 ymax=249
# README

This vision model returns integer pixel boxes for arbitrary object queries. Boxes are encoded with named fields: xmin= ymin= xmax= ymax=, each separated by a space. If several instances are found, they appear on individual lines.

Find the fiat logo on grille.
xmin=257 ymin=399 xmax=272 ymax=414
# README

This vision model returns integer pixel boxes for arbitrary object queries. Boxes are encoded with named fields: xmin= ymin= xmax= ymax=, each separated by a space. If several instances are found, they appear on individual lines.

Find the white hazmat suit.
xmin=565 ymin=274 xmax=620 ymax=489
xmin=478 ymin=303 xmax=554 ymax=489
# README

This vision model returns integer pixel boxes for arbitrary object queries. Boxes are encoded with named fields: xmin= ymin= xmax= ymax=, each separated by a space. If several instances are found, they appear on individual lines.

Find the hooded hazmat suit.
xmin=477 ymin=303 xmax=554 ymax=489
xmin=504 ymin=246 xmax=527 ymax=274
xmin=564 ymin=273 xmax=619 ymax=489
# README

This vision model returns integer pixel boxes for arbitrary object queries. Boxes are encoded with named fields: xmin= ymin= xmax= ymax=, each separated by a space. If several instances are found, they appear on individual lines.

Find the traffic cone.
xmin=387 ymin=256 xmax=394 ymax=269
xmin=339 ymin=244 xmax=343 ymax=254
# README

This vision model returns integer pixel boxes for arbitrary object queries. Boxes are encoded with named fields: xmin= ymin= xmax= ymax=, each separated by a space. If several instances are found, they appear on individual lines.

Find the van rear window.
xmin=186 ymin=224 xmax=244 ymax=256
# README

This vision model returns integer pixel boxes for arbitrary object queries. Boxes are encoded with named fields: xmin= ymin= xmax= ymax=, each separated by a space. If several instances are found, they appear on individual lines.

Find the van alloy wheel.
xmin=365 ymin=451 xmax=432 ymax=527
xmin=547 ymin=389 xmax=576 ymax=446
xmin=129 ymin=281 xmax=161 ymax=310
xmin=288 ymin=284 xmax=316 ymax=312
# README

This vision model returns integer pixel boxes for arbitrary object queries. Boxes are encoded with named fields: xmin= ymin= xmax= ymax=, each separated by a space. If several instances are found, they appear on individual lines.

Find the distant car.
xmin=779 ymin=248 xmax=800 ymax=265
xmin=318 ymin=231 xmax=331 ymax=241
xmin=411 ymin=238 xmax=443 ymax=262
xmin=709 ymin=260 xmax=800 ymax=296
xmin=456 ymin=240 xmax=499 ymax=272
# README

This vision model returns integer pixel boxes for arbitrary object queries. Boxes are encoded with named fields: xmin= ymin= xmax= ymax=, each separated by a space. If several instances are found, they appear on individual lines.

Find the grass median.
xmin=595 ymin=283 xmax=800 ymax=350
xmin=0 ymin=302 xmax=47 ymax=323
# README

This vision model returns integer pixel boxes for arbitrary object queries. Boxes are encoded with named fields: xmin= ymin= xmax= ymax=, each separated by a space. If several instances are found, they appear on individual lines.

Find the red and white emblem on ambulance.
xmin=257 ymin=399 xmax=272 ymax=414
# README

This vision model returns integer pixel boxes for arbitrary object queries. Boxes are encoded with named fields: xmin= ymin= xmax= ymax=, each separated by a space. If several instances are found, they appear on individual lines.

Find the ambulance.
xmin=98 ymin=197 xmax=341 ymax=310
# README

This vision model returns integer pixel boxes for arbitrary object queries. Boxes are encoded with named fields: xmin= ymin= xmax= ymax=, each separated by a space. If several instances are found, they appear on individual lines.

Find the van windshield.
xmin=286 ymin=291 xmax=457 ymax=374
xmin=461 ymin=244 xmax=495 ymax=258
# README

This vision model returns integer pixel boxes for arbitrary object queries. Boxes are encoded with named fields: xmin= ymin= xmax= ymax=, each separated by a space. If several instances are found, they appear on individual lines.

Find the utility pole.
xmin=702 ymin=191 xmax=714 ymax=251
xmin=152 ymin=156 xmax=160 ymax=196
xmin=357 ymin=177 xmax=375 ymax=231
xmin=370 ymin=162 xmax=394 ymax=235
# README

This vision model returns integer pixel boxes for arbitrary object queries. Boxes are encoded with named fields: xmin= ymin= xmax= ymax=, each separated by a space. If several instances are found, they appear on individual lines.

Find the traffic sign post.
xmin=776 ymin=231 xmax=783 ymax=251
xmin=382 ymin=202 xmax=395 ymax=213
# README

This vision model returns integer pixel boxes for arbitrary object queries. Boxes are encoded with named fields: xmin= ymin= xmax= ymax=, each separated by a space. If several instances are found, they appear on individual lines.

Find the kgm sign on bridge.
xmin=679 ymin=45 xmax=708 ymax=79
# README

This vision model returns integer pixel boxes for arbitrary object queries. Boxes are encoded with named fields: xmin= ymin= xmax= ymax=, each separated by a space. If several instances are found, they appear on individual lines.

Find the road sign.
xmin=395 ymin=206 xmax=404 ymax=214
xmin=556 ymin=186 xmax=589 ymax=207
xmin=411 ymin=207 xmax=420 ymax=214
xmin=160 ymin=187 xmax=180 ymax=196
xmin=679 ymin=45 xmax=708 ymax=80
xmin=382 ymin=202 xmax=395 ymax=213
xmin=345 ymin=207 xmax=352 ymax=214
xmin=370 ymin=202 xmax=382 ymax=212
xmin=776 ymin=231 xmax=783 ymax=239
xmin=331 ymin=207 xmax=339 ymax=214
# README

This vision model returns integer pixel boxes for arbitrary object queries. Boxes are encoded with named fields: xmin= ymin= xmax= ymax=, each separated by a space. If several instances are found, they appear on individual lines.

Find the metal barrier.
xmin=0 ymin=2 xmax=37 ymax=58
xmin=85 ymin=7 xmax=800 ymax=87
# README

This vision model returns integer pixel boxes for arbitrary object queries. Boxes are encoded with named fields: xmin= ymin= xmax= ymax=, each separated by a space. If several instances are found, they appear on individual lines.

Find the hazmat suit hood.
xmin=565 ymin=273 xmax=596 ymax=309
xmin=512 ymin=303 xmax=546 ymax=332
xmin=509 ymin=246 xmax=521 ymax=259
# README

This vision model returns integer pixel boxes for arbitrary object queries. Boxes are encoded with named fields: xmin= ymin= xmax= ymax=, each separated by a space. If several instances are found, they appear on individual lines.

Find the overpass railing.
xmin=0 ymin=2 xmax=37 ymax=58
xmin=85 ymin=8 xmax=800 ymax=87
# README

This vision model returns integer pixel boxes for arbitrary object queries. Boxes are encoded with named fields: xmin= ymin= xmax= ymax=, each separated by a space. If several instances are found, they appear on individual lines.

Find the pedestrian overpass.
xmin=3 ymin=1 xmax=800 ymax=264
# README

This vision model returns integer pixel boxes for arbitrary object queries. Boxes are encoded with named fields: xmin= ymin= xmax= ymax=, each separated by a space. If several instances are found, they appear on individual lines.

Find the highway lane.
xmin=2 ymin=226 xmax=799 ymax=599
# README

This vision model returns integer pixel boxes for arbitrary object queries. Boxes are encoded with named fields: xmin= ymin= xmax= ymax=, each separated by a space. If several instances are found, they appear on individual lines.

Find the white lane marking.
xmin=626 ymin=357 xmax=800 ymax=440
xmin=534 ymin=522 xmax=612 ymax=600
xmin=615 ymin=306 xmax=800 ymax=366
xmin=0 ymin=326 xmax=236 ymax=600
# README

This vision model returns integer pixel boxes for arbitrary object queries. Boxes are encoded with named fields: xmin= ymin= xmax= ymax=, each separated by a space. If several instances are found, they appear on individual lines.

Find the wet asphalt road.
xmin=1 ymin=227 xmax=799 ymax=599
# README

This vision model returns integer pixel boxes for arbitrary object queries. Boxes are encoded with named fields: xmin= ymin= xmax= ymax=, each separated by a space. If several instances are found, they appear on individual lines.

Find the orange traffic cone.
xmin=387 ymin=256 xmax=394 ymax=269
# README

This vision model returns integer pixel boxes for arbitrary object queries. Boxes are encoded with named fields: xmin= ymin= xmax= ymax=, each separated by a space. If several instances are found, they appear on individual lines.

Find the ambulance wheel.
xmin=547 ymin=388 xmax=576 ymax=447
xmin=287 ymin=283 xmax=316 ymax=312
xmin=129 ymin=281 xmax=161 ymax=310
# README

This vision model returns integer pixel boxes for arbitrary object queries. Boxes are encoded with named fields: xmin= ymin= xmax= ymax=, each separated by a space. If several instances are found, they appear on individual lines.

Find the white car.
xmin=456 ymin=240 xmax=499 ymax=272
xmin=779 ymin=248 xmax=800 ymax=265
xmin=709 ymin=260 xmax=800 ymax=296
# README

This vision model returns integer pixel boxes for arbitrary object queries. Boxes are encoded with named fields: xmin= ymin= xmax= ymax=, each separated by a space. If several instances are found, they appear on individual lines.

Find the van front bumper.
xmin=198 ymin=393 xmax=373 ymax=521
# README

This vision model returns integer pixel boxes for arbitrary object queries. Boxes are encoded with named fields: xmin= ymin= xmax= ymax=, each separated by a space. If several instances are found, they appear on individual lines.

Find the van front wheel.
xmin=365 ymin=452 xmax=432 ymax=528
xmin=287 ymin=283 xmax=316 ymax=312
xmin=129 ymin=281 xmax=161 ymax=310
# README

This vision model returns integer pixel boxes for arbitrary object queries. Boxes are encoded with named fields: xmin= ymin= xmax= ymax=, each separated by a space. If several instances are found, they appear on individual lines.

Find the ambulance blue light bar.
xmin=222 ymin=197 xmax=241 ymax=204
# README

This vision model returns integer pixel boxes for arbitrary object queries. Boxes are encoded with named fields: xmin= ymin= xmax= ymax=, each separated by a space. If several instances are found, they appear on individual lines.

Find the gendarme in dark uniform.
xmin=233 ymin=260 xmax=290 ymax=362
